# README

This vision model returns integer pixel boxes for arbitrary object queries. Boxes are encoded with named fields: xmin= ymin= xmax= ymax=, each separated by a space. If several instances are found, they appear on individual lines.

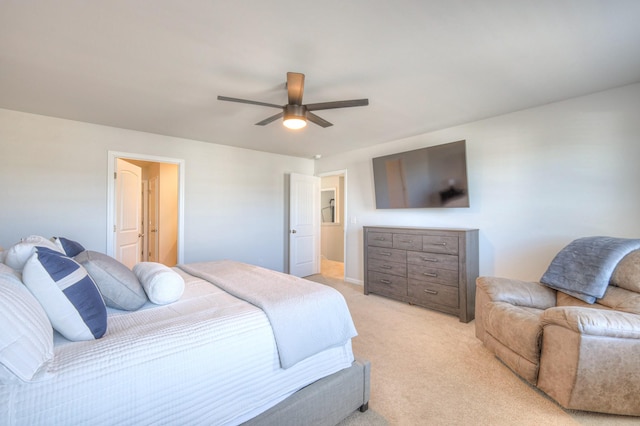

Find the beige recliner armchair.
xmin=475 ymin=249 xmax=640 ymax=416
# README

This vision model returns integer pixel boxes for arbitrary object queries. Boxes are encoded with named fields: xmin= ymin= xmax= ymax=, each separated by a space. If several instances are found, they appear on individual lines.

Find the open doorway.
xmin=124 ymin=159 xmax=178 ymax=266
xmin=319 ymin=171 xmax=346 ymax=280
xmin=107 ymin=151 xmax=185 ymax=268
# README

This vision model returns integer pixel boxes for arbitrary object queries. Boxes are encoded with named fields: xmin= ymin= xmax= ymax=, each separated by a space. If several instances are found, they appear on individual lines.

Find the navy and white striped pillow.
xmin=51 ymin=236 xmax=86 ymax=257
xmin=22 ymin=246 xmax=107 ymax=341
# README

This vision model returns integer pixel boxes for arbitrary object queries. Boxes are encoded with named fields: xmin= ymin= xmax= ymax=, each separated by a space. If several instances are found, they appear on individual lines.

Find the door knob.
xmin=291 ymin=229 xmax=297 ymax=234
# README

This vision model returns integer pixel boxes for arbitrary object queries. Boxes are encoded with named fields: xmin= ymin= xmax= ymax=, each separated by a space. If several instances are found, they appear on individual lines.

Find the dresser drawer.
xmin=406 ymin=251 xmax=458 ymax=271
xmin=367 ymin=271 xmax=407 ymax=297
xmin=367 ymin=232 xmax=393 ymax=248
xmin=408 ymin=264 xmax=458 ymax=287
xmin=422 ymin=235 xmax=459 ymax=255
xmin=393 ymin=233 xmax=422 ymax=251
xmin=408 ymin=280 xmax=459 ymax=308
xmin=368 ymin=258 xmax=407 ymax=277
xmin=367 ymin=246 xmax=406 ymax=263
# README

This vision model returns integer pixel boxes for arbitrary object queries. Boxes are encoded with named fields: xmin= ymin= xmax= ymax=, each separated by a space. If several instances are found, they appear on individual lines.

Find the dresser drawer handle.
xmin=380 ymin=252 xmax=392 ymax=256
xmin=381 ymin=265 xmax=393 ymax=269
xmin=424 ymin=289 xmax=438 ymax=295
xmin=374 ymin=237 xmax=386 ymax=241
xmin=422 ymin=272 xmax=437 ymax=277
xmin=429 ymin=242 xmax=447 ymax=246
xmin=400 ymin=239 xmax=413 ymax=243
xmin=420 ymin=257 xmax=438 ymax=262
xmin=380 ymin=279 xmax=392 ymax=284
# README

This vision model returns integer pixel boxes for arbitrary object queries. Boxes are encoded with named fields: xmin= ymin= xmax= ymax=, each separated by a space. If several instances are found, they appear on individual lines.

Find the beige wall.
xmin=3 ymin=83 xmax=638 ymax=279
xmin=316 ymin=83 xmax=640 ymax=284
xmin=0 ymin=109 xmax=314 ymax=272
xmin=158 ymin=162 xmax=178 ymax=266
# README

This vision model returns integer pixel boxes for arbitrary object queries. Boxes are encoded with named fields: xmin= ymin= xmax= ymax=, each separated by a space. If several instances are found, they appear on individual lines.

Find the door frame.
xmin=141 ymin=179 xmax=149 ymax=261
xmin=317 ymin=169 xmax=348 ymax=279
xmin=147 ymin=175 xmax=160 ymax=263
xmin=106 ymin=151 xmax=185 ymax=264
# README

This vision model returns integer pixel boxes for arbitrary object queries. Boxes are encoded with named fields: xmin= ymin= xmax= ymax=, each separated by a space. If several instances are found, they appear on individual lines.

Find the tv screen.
xmin=372 ymin=140 xmax=469 ymax=209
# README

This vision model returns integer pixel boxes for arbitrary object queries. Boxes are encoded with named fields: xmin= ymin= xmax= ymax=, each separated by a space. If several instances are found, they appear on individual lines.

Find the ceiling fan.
xmin=217 ymin=72 xmax=368 ymax=129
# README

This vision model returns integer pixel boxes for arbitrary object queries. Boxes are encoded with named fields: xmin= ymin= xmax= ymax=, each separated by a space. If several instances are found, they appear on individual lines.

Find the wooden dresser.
xmin=363 ymin=226 xmax=479 ymax=322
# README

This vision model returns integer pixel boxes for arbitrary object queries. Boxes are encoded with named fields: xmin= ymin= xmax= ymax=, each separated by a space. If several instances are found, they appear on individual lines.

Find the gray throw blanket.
xmin=540 ymin=236 xmax=640 ymax=303
xmin=179 ymin=260 xmax=357 ymax=368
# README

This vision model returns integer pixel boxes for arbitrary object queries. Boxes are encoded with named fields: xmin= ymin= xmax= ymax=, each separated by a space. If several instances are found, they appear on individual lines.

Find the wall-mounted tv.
xmin=372 ymin=140 xmax=469 ymax=209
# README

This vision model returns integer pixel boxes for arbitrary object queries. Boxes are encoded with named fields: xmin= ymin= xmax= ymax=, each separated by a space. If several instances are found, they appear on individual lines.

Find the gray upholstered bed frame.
xmin=243 ymin=358 xmax=371 ymax=426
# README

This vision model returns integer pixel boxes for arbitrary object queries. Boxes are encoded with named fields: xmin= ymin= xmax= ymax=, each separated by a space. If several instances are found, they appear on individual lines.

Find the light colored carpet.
xmin=339 ymin=407 xmax=389 ymax=426
xmin=311 ymin=263 xmax=638 ymax=426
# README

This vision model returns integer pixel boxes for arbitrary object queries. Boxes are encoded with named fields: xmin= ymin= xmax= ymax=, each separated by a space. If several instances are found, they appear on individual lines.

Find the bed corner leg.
xmin=359 ymin=402 xmax=369 ymax=413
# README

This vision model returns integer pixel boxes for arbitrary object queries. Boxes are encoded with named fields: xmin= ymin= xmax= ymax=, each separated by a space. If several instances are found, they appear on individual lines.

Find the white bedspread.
xmin=0 ymin=268 xmax=355 ymax=426
xmin=179 ymin=260 xmax=358 ymax=368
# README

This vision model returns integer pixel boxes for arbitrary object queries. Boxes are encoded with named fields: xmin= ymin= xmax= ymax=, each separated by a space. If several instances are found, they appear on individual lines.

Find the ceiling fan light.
xmin=283 ymin=117 xmax=307 ymax=129
xmin=283 ymin=104 xmax=307 ymax=129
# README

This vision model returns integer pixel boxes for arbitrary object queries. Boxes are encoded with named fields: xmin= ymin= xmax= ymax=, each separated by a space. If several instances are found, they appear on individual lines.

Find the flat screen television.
xmin=372 ymin=140 xmax=469 ymax=209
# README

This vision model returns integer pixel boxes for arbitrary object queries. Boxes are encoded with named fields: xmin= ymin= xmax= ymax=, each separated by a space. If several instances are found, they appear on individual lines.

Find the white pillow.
xmin=22 ymin=247 xmax=107 ymax=341
xmin=0 ymin=262 xmax=22 ymax=285
xmin=0 ymin=276 xmax=54 ymax=382
xmin=133 ymin=262 xmax=184 ymax=305
xmin=5 ymin=235 xmax=62 ymax=272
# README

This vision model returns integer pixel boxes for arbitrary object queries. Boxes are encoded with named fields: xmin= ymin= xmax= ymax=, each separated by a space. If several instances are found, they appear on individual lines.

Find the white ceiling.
xmin=1 ymin=1 xmax=640 ymax=159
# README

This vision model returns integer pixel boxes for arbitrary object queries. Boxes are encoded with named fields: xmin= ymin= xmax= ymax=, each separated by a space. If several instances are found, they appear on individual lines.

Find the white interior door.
xmin=115 ymin=159 xmax=142 ymax=269
xmin=289 ymin=173 xmax=320 ymax=277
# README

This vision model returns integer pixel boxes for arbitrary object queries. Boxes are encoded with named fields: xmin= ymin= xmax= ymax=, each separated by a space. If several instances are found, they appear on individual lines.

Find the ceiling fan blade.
xmin=255 ymin=112 xmax=284 ymax=126
xmin=305 ymin=98 xmax=369 ymax=111
xmin=307 ymin=112 xmax=333 ymax=128
xmin=217 ymin=96 xmax=282 ymax=109
xmin=287 ymin=72 xmax=305 ymax=105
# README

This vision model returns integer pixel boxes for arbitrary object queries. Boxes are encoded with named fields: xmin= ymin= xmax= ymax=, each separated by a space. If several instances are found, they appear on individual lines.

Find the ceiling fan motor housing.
xmin=284 ymin=104 xmax=306 ymax=120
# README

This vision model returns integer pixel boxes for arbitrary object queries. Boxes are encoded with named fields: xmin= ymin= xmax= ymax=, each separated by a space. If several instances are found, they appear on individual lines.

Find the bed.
xmin=0 ymin=237 xmax=370 ymax=426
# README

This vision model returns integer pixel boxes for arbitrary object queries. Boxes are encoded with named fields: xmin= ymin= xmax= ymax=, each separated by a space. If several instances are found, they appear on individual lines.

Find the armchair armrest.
xmin=476 ymin=276 xmax=557 ymax=310
xmin=542 ymin=307 xmax=640 ymax=339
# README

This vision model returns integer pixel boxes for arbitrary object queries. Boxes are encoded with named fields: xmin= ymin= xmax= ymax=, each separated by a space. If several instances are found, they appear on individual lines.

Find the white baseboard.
xmin=345 ymin=277 xmax=364 ymax=285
